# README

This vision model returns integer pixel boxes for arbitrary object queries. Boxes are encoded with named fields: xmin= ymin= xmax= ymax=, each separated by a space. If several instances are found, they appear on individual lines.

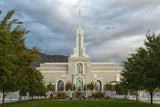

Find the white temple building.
xmin=37 ymin=10 xmax=122 ymax=92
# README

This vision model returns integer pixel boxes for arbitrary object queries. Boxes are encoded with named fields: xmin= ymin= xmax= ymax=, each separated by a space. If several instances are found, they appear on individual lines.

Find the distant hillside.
xmin=32 ymin=53 xmax=68 ymax=68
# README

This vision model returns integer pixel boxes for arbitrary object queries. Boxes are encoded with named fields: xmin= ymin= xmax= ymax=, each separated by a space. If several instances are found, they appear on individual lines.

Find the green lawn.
xmin=5 ymin=99 xmax=160 ymax=107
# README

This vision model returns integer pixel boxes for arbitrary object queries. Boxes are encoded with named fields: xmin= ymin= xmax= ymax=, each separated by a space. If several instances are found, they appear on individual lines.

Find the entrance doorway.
xmin=75 ymin=77 xmax=83 ymax=91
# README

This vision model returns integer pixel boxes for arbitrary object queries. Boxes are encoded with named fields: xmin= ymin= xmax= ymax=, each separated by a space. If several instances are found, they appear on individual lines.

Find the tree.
xmin=47 ymin=83 xmax=53 ymax=91
xmin=122 ymin=31 xmax=160 ymax=105
xmin=87 ymin=82 xmax=95 ymax=91
xmin=47 ymin=83 xmax=54 ymax=98
xmin=143 ymin=32 xmax=160 ymax=105
xmin=0 ymin=9 xmax=23 ymax=106
xmin=18 ymin=69 xmax=29 ymax=103
xmin=115 ymin=80 xmax=129 ymax=100
xmin=0 ymin=9 xmax=42 ymax=105
xmin=65 ymin=81 xmax=72 ymax=91
xmin=105 ymin=83 xmax=115 ymax=91
xmin=122 ymin=47 xmax=147 ymax=102
xmin=17 ymin=47 xmax=40 ymax=102
xmin=27 ymin=68 xmax=46 ymax=100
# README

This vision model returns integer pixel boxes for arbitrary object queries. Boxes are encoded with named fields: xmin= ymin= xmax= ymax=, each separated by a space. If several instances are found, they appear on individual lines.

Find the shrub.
xmin=47 ymin=83 xmax=53 ymax=91
xmin=92 ymin=92 xmax=106 ymax=99
xmin=81 ymin=92 xmax=86 ymax=98
xmin=105 ymin=83 xmax=115 ymax=91
xmin=87 ymin=82 xmax=95 ymax=91
xmin=61 ymin=92 xmax=66 ymax=99
xmin=71 ymin=92 xmax=86 ymax=100
xmin=56 ymin=92 xmax=67 ymax=99
xmin=65 ymin=81 xmax=72 ymax=91
xmin=106 ymin=96 xmax=110 ymax=99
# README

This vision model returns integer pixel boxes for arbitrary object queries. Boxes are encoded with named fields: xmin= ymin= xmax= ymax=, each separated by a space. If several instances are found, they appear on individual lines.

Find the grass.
xmin=4 ymin=99 xmax=160 ymax=107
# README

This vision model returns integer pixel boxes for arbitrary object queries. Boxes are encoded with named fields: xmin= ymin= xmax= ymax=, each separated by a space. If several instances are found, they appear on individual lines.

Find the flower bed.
xmin=49 ymin=92 xmax=67 ymax=100
xmin=72 ymin=92 xmax=86 ymax=100
xmin=92 ymin=92 xmax=106 ymax=99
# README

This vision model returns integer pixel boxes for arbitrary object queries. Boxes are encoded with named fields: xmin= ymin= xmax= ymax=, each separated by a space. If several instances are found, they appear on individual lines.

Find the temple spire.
xmin=79 ymin=8 xmax=81 ymax=28
xmin=70 ymin=8 xmax=89 ymax=58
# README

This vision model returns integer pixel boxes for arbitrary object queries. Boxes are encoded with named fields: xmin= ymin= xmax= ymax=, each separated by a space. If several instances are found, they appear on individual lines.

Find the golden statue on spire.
xmin=79 ymin=8 xmax=81 ymax=28
xmin=79 ymin=8 xmax=81 ymax=15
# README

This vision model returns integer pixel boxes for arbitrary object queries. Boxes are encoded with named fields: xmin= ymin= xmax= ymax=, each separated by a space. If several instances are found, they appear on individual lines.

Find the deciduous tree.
xmin=122 ymin=31 xmax=160 ymax=105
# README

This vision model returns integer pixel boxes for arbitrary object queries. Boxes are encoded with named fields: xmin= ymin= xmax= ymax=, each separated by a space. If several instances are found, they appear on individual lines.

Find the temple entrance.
xmin=75 ymin=77 xmax=83 ymax=91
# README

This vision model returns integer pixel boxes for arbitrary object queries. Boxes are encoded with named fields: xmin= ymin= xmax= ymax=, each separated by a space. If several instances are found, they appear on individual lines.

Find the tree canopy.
xmin=121 ymin=31 xmax=160 ymax=105
xmin=0 ymin=9 xmax=46 ymax=106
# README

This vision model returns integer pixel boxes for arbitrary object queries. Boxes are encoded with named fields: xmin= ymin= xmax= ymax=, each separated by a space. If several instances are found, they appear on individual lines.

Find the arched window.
xmin=76 ymin=77 xmax=83 ymax=91
xmin=57 ymin=80 xmax=64 ymax=91
xmin=95 ymin=80 xmax=102 ymax=91
xmin=77 ymin=63 xmax=83 ymax=74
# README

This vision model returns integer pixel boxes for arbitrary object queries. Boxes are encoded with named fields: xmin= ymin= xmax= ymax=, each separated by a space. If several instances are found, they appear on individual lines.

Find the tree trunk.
xmin=136 ymin=91 xmax=138 ymax=102
xmin=125 ymin=94 xmax=127 ymax=100
xmin=32 ymin=95 xmax=33 ymax=100
xmin=150 ymin=91 xmax=153 ymax=105
xmin=19 ymin=94 xmax=22 ymax=103
xmin=1 ymin=91 xmax=5 ymax=106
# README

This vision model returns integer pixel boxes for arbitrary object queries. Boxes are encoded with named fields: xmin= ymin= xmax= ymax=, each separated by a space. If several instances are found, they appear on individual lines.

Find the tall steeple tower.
xmin=71 ymin=9 xmax=89 ymax=58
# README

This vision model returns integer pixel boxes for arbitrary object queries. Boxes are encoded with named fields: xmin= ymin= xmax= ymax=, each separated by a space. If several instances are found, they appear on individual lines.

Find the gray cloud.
xmin=1 ymin=0 xmax=160 ymax=65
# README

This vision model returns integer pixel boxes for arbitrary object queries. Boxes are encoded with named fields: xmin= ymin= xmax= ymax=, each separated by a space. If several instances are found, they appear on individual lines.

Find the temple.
xmin=36 ymin=9 xmax=122 ymax=92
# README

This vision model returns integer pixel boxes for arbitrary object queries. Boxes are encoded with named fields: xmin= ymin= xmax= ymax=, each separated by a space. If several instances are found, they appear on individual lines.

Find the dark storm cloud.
xmin=1 ymin=0 xmax=160 ymax=64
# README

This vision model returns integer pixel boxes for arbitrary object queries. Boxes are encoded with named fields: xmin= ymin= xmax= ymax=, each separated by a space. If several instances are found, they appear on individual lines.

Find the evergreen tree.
xmin=87 ymin=82 xmax=95 ymax=91
xmin=65 ymin=81 xmax=72 ymax=91
xmin=47 ymin=83 xmax=53 ymax=91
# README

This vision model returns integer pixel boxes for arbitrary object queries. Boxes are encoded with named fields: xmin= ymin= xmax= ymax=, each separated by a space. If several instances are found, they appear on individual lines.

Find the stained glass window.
xmin=77 ymin=63 xmax=83 ymax=74
xmin=76 ymin=77 xmax=83 ymax=91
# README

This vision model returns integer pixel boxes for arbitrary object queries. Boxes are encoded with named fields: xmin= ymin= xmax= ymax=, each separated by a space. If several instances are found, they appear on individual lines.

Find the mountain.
xmin=32 ymin=53 xmax=68 ymax=68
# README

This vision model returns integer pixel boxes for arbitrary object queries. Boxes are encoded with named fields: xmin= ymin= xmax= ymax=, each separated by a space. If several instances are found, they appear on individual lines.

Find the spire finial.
xmin=79 ymin=8 xmax=81 ymax=28
xmin=79 ymin=8 xmax=81 ymax=15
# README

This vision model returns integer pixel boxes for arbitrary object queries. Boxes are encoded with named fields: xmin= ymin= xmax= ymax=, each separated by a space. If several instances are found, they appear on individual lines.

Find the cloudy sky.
xmin=1 ymin=0 xmax=160 ymax=64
